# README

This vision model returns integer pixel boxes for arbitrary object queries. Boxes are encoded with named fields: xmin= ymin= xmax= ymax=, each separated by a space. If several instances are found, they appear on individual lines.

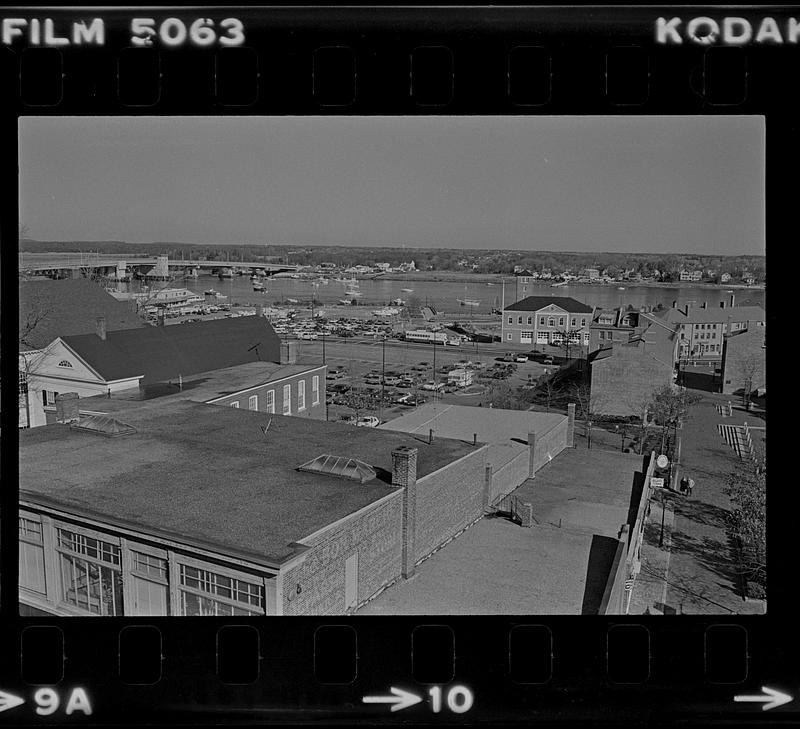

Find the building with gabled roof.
xmin=22 ymin=315 xmax=284 ymax=427
xmin=502 ymin=296 xmax=594 ymax=348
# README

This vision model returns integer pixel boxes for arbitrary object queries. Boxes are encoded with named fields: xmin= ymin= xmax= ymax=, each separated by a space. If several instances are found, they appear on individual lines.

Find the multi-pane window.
xmin=19 ymin=517 xmax=46 ymax=595
xmin=42 ymin=390 xmax=59 ymax=407
xmin=540 ymin=317 xmax=546 ymax=326
xmin=507 ymin=333 xmax=512 ymax=341
xmin=230 ymin=401 xmax=239 ymax=408
xmin=298 ymin=380 xmax=306 ymax=411
xmin=559 ymin=317 xmax=565 ymax=326
xmin=571 ymin=318 xmax=576 ymax=327
xmin=248 ymin=394 xmax=258 ymax=411
xmin=265 ymin=390 xmax=275 ymax=414
xmin=581 ymin=318 xmax=586 ymax=327
xmin=518 ymin=316 xmax=523 ymax=325
xmin=178 ymin=564 xmax=265 ymax=616
xmin=57 ymin=529 xmax=122 ymax=616
xmin=283 ymin=385 xmax=291 ymax=414
xmin=508 ymin=317 xmax=513 ymax=325
xmin=130 ymin=551 xmax=169 ymax=616
xmin=58 ymin=360 xmax=73 ymax=368
xmin=312 ymin=376 xmax=319 ymax=405
xmin=548 ymin=318 xmax=554 ymax=327
xmin=527 ymin=316 xmax=532 ymax=325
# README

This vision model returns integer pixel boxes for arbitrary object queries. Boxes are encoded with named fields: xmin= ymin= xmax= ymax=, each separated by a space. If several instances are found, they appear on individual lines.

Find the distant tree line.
xmin=18 ymin=239 xmax=764 ymax=279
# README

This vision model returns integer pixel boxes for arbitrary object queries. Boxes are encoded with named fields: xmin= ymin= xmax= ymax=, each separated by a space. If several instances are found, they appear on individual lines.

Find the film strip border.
xmin=0 ymin=618 xmax=790 ymax=722
xmin=0 ymin=9 xmax=798 ymax=111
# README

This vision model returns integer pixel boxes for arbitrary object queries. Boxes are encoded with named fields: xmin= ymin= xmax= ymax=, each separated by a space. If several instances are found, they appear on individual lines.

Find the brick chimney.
xmin=280 ymin=340 xmax=298 ymax=365
xmin=55 ymin=392 xmax=80 ymax=423
xmin=96 ymin=316 xmax=107 ymax=340
xmin=392 ymin=445 xmax=418 ymax=579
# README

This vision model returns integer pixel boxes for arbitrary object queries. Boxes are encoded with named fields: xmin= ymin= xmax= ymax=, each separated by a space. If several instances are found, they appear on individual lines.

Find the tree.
xmin=340 ymin=388 xmax=379 ymax=422
xmin=724 ymin=460 xmax=766 ymax=592
xmin=731 ymin=350 xmax=764 ymax=412
xmin=647 ymin=384 xmax=701 ymax=454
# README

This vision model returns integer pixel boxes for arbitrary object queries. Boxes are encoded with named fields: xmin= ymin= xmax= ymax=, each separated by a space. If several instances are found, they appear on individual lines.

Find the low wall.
xmin=532 ymin=417 xmax=569 ymax=473
xmin=598 ymin=529 xmax=629 ymax=615
xmin=414 ymin=448 xmax=489 ymax=562
xmin=490 ymin=450 xmax=530 ymax=503
xmin=281 ymin=492 xmax=404 ymax=615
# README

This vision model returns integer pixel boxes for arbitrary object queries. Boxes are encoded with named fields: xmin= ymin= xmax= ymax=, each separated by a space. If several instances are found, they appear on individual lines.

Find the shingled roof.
xmin=19 ymin=278 xmax=146 ymax=351
xmin=504 ymin=296 xmax=594 ymax=313
xmin=61 ymin=316 xmax=282 ymax=384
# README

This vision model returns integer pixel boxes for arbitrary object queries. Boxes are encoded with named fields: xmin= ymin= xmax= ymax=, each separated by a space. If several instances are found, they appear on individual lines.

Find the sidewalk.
xmin=629 ymin=392 xmax=766 ymax=615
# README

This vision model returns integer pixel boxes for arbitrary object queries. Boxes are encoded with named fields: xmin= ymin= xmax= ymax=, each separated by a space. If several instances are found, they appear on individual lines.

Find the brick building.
xmin=721 ymin=327 xmax=766 ymax=396
xmin=589 ymin=307 xmax=648 ymax=352
xmin=19 ymin=398 xmax=568 ymax=617
xmin=501 ymin=296 xmax=594 ymax=347
xmin=589 ymin=335 xmax=676 ymax=418
xmin=657 ymin=297 xmax=766 ymax=369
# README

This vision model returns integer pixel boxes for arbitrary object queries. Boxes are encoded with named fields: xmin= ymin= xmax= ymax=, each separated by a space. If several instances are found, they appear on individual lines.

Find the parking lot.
xmin=293 ymin=334 xmax=568 ymax=425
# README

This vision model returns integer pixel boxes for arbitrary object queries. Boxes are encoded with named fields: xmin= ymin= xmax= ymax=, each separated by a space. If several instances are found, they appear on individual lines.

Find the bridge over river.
xmin=19 ymin=253 xmax=300 ymax=279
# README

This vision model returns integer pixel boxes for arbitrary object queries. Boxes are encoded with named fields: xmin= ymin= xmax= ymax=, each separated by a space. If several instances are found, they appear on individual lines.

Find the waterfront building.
xmin=501 ymin=296 xmax=594 ymax=347
xmin=514 ymin=269 xmax=535 ymax=301
xmin=679 ymin=269 xmax=703 ymax=282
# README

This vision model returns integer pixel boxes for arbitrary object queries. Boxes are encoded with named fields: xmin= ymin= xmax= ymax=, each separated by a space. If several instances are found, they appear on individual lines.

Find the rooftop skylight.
xmin=297 ymin=454 xmax=376 ymax=484
xmin=70 ymin=414 xmax=137 ymax=437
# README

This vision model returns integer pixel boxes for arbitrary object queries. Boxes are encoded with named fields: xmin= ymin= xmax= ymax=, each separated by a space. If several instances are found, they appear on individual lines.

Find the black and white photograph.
xmin=17 ymin=115 xmax=766 ymax=617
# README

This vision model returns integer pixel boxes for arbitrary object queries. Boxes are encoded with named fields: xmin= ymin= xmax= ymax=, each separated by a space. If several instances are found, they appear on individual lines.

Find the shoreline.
xmin=367 ymin=271 xmax=764 ymax=291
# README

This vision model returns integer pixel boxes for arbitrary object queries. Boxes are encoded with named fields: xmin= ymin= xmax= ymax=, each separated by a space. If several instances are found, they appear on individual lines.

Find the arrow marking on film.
xmin=0 ymin=690 xmax=25 ymax=714
xmin=362 ymin=687 xmax=423 ymax=712
xmin=734 ymin=686 xmax=793 ymax=711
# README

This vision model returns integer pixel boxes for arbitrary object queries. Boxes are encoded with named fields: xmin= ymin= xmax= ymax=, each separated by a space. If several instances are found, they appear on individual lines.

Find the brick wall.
xmin=214 ymin=371 xmax=326 ymax=420
xmin=722 ymin=328 xmax=766 ymax=395
xmin=280 ymin=492 xmax=404 ymax=616
xmin=590 ymin=346 xmax=673 ymax=417
xmin=531 ymin=418 xmax=569 ymax=473
xmin=489 ymin=450 xmax=530 ymax=503
xmin=413 ymin=448 xmax=489 ymax=562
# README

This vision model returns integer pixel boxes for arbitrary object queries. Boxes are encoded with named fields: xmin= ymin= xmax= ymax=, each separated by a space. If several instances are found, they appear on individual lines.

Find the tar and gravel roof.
xmin=359 ymin=448 xmax=645 ymax=615
xmin=381 ymin=404 xmax=566 ymax=472
xmin=19 ymin=400 xmax=478 ymax=567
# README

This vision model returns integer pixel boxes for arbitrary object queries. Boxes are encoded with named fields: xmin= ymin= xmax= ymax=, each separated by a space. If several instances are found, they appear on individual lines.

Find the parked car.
xmin=355 ymin=416 xmax=380 ymax=428
xmin=542 ymin=356 xmax=555 ymax=365
xmin=329 ymin=383 xmax=351 ymax=394
xmin=515 ymin=354 xmax=529 ymax=363
xmin=383 ymin=376 xmax=401 ymax=386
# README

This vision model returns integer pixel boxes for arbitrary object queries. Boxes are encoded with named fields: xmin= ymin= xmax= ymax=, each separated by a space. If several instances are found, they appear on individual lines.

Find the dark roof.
xmin=20 ymin=400 xmax=479 ymax=566
xmin=61 ymin=317 xmax=282 ymax=384
xmin=504 ymin=296 xmax=594 ymax=314
xmin=19 ymin=279 xmax=146 ymax=350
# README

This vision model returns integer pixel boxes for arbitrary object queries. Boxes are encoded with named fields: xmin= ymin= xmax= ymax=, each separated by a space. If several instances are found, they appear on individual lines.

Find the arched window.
xmin=58 ymin=360 xmax=73 ymax=368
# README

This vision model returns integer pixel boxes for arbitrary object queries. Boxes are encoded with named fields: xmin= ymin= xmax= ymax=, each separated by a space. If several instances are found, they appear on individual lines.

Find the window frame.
xmin=230 ymin=401 xmax=240 ymax=408
xmin=282 ymin=384 xmax=291 ymax=415
xmin=312 ymin=375 xmax=319 ymax=405
xmin=298 ymin=380 xmax=306 ymax=411
xmin=248 ymin=394 xmax=258 ymax=411
xmin=177 ymin=561 xmax=267 ymax=616
xmin=265 ymin=389 xmax=275 ymax=414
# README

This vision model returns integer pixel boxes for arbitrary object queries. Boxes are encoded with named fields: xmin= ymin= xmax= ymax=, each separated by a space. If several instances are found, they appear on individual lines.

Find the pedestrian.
xmin=687 ymin=478 xmax=695 ymax=497
xmin=679 ymin=476 xmax=688 ymax=495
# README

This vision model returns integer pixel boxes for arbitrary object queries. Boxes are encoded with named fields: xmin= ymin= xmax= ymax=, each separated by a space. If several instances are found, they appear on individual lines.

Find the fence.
xmin=496 ymin=494 xmax=534 ymax=528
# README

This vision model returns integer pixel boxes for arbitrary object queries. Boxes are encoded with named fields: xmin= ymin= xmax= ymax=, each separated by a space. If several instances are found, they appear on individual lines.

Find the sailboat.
xmin=457 ymin=284 xmax=480 ymax=307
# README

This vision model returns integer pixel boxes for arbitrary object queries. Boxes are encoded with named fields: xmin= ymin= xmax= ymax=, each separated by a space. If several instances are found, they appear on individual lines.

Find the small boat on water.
xmin=401 ymin=288 xmax=414 ymax=293
xmin=458 ymin=299 xmax=481 ymax=307
xmin=286 ymin=298 xmax=299 ymax=304
xmin=551 ymin=281 xmax=568 ymax=287
xmin=253 ymin=282 xmax=266 ymax=292
xmin=218 ymin=268 xmax=234 ymax=279
xmin=617 ymin=286 xmax=626 ymax=290
xmin=345 ymin=289 xmax=363 ymax=297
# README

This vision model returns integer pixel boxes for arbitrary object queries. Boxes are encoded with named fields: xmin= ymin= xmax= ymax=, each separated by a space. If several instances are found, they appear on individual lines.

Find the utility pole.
xmin=380 ymin=335 xmax=386 ymax=422
xmin=322 ymin=331 xmax=326 ymax=365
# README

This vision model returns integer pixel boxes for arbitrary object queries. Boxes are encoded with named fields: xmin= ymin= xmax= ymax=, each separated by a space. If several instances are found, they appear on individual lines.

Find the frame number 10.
xmin=428 ymin=685 xmax=474 ymax=713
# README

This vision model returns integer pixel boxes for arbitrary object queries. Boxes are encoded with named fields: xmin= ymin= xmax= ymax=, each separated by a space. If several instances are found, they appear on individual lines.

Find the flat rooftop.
xmin=381 ymin=404 xmax=566 ymax=471
xmin=359 ymin=448 xmax=645 ymax=615
xmin=20 ymin=400 xmax=478 ymax=567
xmin=75 ymin=361 xmax=325 ymax=413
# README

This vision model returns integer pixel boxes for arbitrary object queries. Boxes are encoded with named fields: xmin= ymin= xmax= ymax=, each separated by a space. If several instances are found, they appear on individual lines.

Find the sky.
xmin=18 ymin=115 xmax=765 ymax=255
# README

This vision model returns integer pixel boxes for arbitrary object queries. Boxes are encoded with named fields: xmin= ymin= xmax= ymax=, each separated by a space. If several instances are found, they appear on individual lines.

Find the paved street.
xmin=628 ymin=392 xmax=766 ymax=615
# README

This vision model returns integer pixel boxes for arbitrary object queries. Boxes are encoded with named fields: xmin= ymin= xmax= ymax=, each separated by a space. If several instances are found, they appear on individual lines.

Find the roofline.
xmin=48 ymin=337 xmax=115 ymax=383
xmin=204 ymin=363 xmax=327 ymax=404
xmin=20 ymin=492 xmax=295 ymax=571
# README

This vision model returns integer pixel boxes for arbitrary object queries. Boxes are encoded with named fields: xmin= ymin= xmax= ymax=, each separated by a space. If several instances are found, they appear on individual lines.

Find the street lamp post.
xmin=380 ymin=335 xmax=386 ymax=422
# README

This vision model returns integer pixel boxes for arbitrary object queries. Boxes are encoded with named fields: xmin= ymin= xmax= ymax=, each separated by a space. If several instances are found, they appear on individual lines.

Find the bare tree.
xmin=724 ymin=460 xmax=766 ymax=596
xmin=340 ymin=388 xmax=380 ymax=422
xmin=647 ymin=384 xmax=701 ymax=453
xmin=731 ymin=350 xmax=764 ymax=412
